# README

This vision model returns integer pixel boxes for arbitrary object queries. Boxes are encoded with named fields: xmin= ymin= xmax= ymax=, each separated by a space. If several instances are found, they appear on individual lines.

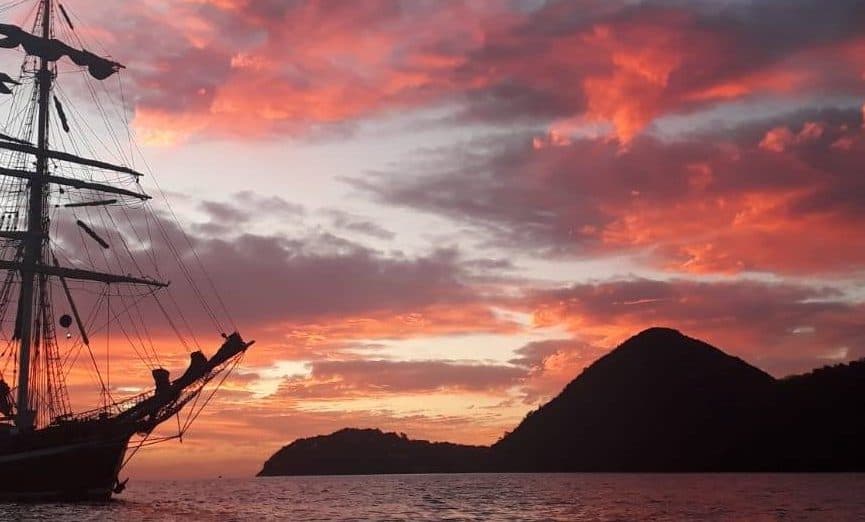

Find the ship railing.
xmin=54 ymin=389 xmax=154 ymax=424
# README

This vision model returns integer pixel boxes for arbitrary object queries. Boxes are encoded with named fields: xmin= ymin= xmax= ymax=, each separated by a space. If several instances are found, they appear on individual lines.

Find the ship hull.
xmin=0 ymin=425 xmax=131 ymax=501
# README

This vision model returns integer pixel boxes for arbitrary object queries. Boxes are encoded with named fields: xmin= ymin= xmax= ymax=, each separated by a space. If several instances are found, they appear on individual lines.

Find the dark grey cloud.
xmin=286 ymin=359 xmax=526 ymax=396
xmin=50 ymin=191 xmax=505 ymax=346
xmin=509 ymin=339 xmax=586 ymax=370
xmin=324 ymin=209 xmax=395 ymax=240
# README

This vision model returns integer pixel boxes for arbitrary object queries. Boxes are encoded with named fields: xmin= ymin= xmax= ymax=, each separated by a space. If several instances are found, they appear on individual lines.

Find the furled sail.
xmin=54 ymin=95 xmax=70 ymax=132
xmin=0 ymin=23 xmax=123 ymax=80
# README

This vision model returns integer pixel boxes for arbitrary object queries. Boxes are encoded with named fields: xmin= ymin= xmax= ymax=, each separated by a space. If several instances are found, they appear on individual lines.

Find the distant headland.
xmin=258 ymin=328 xmax=865 ymax=476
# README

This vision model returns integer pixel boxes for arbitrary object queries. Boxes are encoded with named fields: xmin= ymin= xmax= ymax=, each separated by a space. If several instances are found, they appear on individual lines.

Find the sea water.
xmin=1 ymin=473 xmax=863 ymax=521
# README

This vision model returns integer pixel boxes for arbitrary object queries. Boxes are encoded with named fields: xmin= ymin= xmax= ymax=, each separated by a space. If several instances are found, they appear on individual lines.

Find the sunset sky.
xmin=1 ymin=0 xmax=863 ymax=478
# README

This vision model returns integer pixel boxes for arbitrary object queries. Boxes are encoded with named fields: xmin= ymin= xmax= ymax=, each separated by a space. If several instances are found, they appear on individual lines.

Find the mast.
xmin=15 ymin=0 xmax=52 ymax=430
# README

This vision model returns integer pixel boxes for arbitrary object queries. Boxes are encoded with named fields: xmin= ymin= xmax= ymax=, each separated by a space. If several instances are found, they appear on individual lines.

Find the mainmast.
xmin=15 ymin=0 xmax=52 ymax=430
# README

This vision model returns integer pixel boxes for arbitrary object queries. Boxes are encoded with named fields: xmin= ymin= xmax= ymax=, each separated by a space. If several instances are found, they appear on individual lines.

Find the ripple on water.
xmin=0 ymin=474 xmax=864 ymax=521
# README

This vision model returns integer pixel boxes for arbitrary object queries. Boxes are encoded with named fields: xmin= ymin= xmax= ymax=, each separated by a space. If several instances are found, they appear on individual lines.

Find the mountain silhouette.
xmin=493 ymin=327 xmax=775 ymax=471
xmin=259 ymin=327 xmax=865 ymax=475
xmin=755 ymin=357 xmax=865 ymax=470
xmin=258 ymin=428 xmax=488 ymax=476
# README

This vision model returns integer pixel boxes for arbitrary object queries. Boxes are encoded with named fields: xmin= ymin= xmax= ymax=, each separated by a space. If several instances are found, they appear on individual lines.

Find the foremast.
xmin=15 ymin=0 xmax=53 ymax=431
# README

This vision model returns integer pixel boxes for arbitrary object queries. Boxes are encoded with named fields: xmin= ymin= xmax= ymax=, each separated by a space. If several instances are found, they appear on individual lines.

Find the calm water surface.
xmin=2 ymin=474 xmax=864 ymax=521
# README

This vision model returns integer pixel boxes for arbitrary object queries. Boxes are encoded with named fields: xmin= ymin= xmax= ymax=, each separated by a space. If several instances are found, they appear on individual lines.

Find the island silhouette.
xmin=258 ymin=328 xmax=865 ymax=476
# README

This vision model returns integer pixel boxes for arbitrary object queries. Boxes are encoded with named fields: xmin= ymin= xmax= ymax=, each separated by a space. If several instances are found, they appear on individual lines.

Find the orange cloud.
xmin=580 ymin=15 xmax=690 ymax=142
xmin=115 ymin=0 xmax=501 ymax=144
xmin=598 ymin=186 xmax=865 ymax=275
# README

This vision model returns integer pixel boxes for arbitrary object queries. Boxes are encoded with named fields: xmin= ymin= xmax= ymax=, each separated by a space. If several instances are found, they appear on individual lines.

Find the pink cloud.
xmin=53 ymin=0 xmax=865 ymax=143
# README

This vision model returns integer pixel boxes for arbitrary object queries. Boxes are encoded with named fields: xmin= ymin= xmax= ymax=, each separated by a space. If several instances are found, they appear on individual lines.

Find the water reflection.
xmin=1 ymin=474 xmax=863 ymax=521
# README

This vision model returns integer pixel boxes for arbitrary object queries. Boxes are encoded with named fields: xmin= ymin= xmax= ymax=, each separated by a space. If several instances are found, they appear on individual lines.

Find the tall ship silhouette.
xmin=0 ymin=0 xmax=251 ymax=500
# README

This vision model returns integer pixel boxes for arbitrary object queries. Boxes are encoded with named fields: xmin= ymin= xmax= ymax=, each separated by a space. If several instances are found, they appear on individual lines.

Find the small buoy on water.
xmin=59 ymin=314 xmax=72 ymax=328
